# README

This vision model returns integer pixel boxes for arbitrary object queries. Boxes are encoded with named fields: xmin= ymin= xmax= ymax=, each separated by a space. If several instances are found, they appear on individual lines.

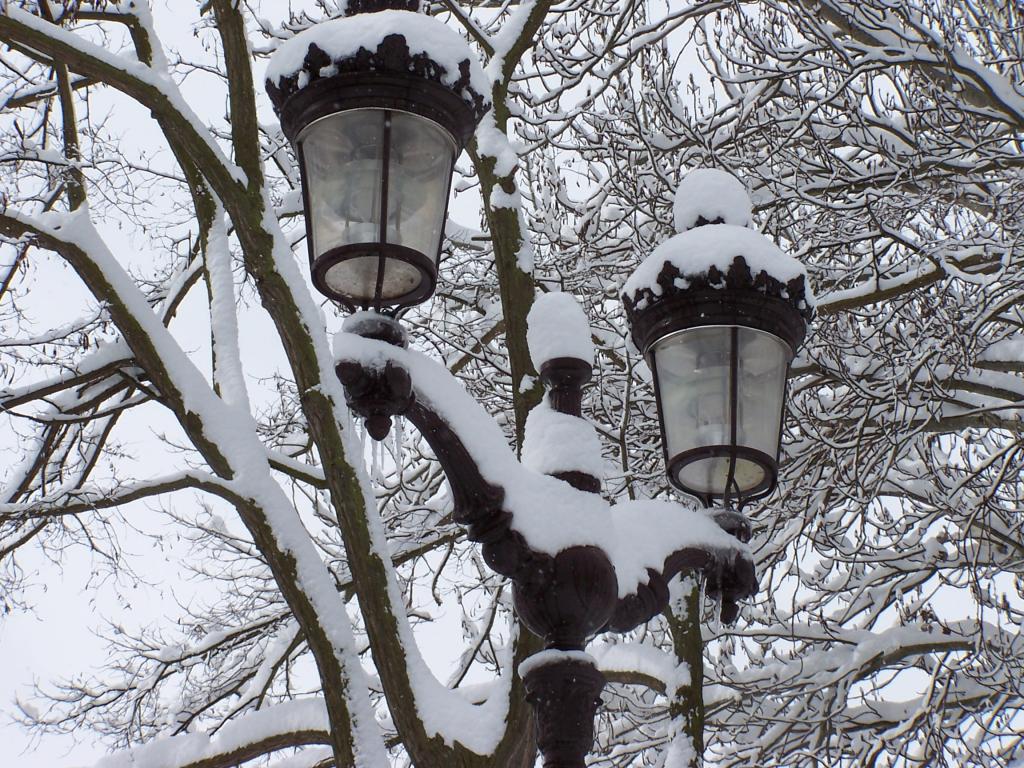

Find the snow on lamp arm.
xmin=623 ymin=170 xmax=815 ymax=510
xmin=332 ymin=290 xmax=759 ymax=768
xmin=265 ymin=0 xmax=489 ymax=313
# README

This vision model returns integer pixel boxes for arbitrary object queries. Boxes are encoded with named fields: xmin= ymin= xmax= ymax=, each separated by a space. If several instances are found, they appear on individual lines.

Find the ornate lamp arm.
xmin=336 ymin=342 xmax=555 ymax=592
xmin=404 ymin=400 xmax=565 ymax=591
xmin=333 ymin=310 xmax=757 ymax=768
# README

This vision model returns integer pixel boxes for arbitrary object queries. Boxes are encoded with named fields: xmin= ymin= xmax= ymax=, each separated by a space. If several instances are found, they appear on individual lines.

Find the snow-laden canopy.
xmin=3 ymin=1 xmax=1023 ymax=766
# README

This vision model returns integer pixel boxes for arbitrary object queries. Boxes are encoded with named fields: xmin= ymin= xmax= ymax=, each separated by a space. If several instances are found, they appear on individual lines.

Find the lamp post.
xmin=267 ymin=6 xmax=811 ymax=765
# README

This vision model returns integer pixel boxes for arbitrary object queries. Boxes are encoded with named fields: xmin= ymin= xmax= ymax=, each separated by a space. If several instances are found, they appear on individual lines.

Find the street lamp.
xmin=268 ymin=7 xmax=807 ymax=766
xmin=265 ymin=0 xmax=488 ymax=311
xmin=623 ymin=170 xmax=814 ymax=508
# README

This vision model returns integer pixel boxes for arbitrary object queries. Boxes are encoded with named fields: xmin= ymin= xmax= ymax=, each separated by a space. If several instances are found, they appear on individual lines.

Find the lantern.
xmin=266 ymin=3 xmax=489 ymax=311
xmin=623 ymin=170 xmax=813 ymax=507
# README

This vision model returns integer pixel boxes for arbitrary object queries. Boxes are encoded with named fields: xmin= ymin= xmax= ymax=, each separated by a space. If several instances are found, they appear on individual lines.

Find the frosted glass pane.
xmin=300 ymin=111 xmax=385 ymax=256
xmin=654 ymin=326 xmax=732 ymax=459
xmin=322 ymin=257 xmax=422 ymax=303
xmin=737 ymin=328 xmax=789 ymax=459
xmin=386 ymin=112 xmax=456 ymax=259
xmin=675 ymin=456 xmax=766 ymax=497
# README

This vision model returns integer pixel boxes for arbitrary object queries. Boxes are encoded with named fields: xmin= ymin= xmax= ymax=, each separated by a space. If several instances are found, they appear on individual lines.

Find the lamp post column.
xmin=514 ymin=294 xmax=613 ymax=768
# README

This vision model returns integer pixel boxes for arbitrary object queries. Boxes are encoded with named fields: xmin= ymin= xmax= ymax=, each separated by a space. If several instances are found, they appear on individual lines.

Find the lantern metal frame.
xmin=648 ymin=325 xmax=787 ymax=507
xmin=281 ymin=73 xmax=476 ymax=311
xmin=625 ymin=263 xmax=810 ymax=508
xmin=266 ymin=13 xmax=489 ymax=312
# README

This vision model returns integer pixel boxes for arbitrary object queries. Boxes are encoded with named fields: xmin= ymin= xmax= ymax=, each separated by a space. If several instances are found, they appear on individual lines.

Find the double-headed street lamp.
xmin=266 ymin=3 xmax=812 ymax=765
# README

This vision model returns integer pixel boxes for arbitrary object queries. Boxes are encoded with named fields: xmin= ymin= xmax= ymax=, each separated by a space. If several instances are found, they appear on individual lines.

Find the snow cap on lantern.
xmin=265 ymin=6 xmax=491 ymax=312
xmin=673 ymin=168 xmax=753 ymax=231
xmin=622 ymin=169 xmax=813 ymax=508
xmin=265 ymin=11 xmax=490 ymax=135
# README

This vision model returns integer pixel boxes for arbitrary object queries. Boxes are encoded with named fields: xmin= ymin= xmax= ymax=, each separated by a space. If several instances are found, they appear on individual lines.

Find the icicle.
xmin=392 ymin=416 xmax=404 ymax=475
xmin=355 ymin=417 xmax=367 ymax=463
xmin=371 ymin=433 xmax=385 ymax=485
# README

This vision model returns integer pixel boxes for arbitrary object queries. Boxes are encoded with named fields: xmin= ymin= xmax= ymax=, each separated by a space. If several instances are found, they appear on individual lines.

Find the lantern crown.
xmin=623 ymin=171 xmax=814 ymax=355
xmin=265 ymin=10 xmax=491 ymax=145
xmin=342 ymin=0 xmax=423 ymax=15
xmin=622 ymin=225 xmax=814 ymax=355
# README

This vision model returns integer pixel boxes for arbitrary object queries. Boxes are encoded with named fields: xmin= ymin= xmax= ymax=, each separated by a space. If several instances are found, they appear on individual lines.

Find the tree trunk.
xmin=664 ymin=574 xmax=704 ymax=767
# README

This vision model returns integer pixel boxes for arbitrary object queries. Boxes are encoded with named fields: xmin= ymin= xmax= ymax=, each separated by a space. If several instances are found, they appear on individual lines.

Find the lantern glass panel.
xmin=301 ymin=110 xmax=384 ymax=257
xmin=298 ymin=109 xmax=457 ymax=305
xmin=736 ymin=327 xmax=790 ymax=459
xmin=652 ymin=325 xmax=790 ymax=499
xmin=386 ymin=111 xmax=456 ymax=260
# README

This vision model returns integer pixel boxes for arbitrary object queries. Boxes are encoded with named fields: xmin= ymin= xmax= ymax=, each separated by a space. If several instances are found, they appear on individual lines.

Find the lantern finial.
xmin=673 ymin=168 xmax=753 ymax=232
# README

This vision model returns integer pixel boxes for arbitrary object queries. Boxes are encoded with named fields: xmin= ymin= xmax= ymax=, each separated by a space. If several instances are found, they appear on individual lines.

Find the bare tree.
xmin=1 ymin=1 xmax=1021 ymax=767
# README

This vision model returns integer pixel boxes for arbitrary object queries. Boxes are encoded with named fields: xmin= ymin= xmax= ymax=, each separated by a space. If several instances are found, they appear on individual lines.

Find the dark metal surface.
xmin=551 ymin=471 xmax=602 ymax=494
xmin=627 ymin=282 xmax=809 ymax=360
xmin=538 ymin=356 xmax=592 ymax=418
xmin=341 ymin=312 xmax=408 ymax=348
xmin=335 ymin=359 xmax=414 ymax=441
xmin=524 ymin=659 xmax=606 ymax=768
xmin=513 ymin=546 xmax=617 ymax=650
xmin=711 ymin=508 xmax=753 ymax=543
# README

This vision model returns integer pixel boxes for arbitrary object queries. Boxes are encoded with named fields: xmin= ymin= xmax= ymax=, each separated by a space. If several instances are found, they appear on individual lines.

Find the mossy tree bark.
xmin=469 ymin=0 xmax=554 ymax=452
xmin=665 ymin=575 xmax=705 ymax=766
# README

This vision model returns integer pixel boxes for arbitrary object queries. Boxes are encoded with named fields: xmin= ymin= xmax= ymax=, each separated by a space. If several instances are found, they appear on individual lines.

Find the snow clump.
xmin=526 ymin=291 xmax=594 ymax=369
xmin=522 ymin=401 xmax=604 ymax=479
xmin=673 ymin=168 xmax=752 ymax=232
xmin=622 ymin=223 xmax=811 ymax=301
